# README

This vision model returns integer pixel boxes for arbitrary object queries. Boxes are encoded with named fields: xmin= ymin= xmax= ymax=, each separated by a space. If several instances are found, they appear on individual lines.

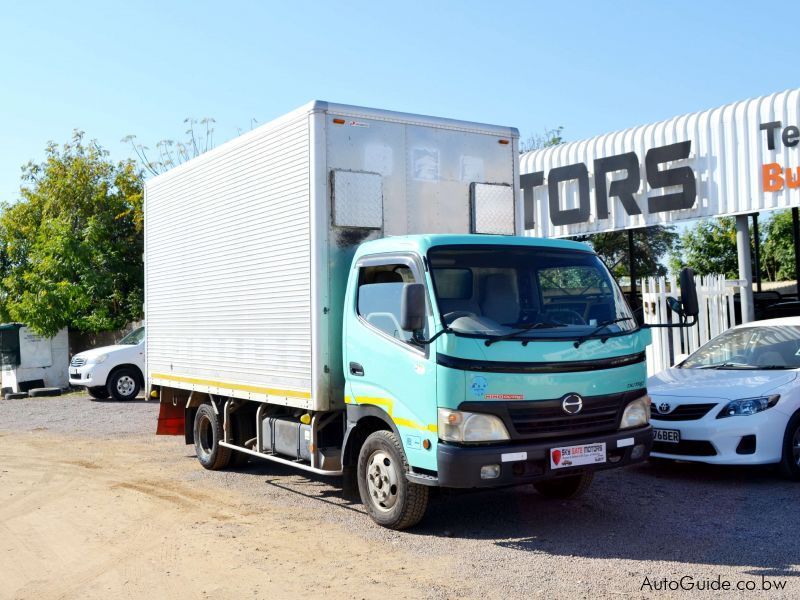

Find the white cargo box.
xmin=145 ymin=101 xmax=519 ymax=411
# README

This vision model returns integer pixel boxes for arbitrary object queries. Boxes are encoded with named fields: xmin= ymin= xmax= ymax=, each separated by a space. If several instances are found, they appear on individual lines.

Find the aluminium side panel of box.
xmin=146 ymin=106 xmax=319 ymax=410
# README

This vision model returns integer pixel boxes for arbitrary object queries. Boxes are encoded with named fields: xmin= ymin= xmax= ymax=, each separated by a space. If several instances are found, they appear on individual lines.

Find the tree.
xmin=123 ymin=117 xmax=216 ymax=176
xmin=669 ymin=217 xmax=740 ymax=278
xmin=762 ymin=210 xmax=796 ymax=281
xmin=0 ymin=131 xmax=143 ymax=336
xmin=520 ymin=126 xmax=564 ymax=153
xmin=578 ymin=227 xmax=678 ymax=279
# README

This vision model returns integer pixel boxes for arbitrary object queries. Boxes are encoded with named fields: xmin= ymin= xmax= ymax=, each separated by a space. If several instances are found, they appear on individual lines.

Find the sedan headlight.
xmin=717 ymin=395 xmax=780 ymax=418
xmin=438 ymin=408 xmax=510 ymax=443
xmin=87 ymin=353 xmax=108 ymax=365
xmin=620 ymin=395 xmax=650 ymax=429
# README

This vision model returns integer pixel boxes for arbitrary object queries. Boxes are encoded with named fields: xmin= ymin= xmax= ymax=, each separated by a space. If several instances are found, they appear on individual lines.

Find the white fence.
xmin=641 ymin=275 xmax=737 ymax=376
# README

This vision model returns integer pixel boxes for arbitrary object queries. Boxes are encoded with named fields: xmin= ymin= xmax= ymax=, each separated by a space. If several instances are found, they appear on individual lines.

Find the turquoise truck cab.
xmin=342 ymin=234 xmax=653 ymax=525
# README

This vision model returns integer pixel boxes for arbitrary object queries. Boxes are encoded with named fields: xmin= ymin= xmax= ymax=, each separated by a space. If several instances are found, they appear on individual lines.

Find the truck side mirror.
xmin=400 ymin=283 xmax=426 ymax=332
xmin=679 ymin=268 xmax=699 ymax=318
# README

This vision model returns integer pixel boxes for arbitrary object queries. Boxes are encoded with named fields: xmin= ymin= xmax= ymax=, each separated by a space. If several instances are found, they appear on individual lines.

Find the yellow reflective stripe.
xmin=151 ymin=373 xmax=311 ymax=399
xmin=350 ymin=395 xmax=437 ymax=433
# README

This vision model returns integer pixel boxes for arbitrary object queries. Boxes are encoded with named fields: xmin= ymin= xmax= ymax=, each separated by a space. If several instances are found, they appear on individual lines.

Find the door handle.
xmin=349 ymin=362 xmax=364 ymax=376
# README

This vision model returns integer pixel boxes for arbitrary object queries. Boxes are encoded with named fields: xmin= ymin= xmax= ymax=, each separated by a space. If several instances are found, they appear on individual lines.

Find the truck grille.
xmin=650 ymin=403 xmax=717 ymax=421
xmin=508 ymin=394 xmax=624 ymax=438
xmin=460 ymin=390 xmax=643 ymax=442
xmin=70 ymin=356 xmax=86 ymax=367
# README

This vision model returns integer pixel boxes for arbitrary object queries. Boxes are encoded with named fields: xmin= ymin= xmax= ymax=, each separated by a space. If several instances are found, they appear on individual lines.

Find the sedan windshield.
xmin=428 ymin=245 xmax=636 ymax=341
xmin=679 ymin=325 xmax=800 ymax=370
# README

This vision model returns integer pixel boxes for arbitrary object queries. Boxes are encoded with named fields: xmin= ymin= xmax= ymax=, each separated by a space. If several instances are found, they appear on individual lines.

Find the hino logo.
xmin=561 ymin=394 xmax=583 ymax=415
xmin=658 ymin=402 xmax=672 ymax=414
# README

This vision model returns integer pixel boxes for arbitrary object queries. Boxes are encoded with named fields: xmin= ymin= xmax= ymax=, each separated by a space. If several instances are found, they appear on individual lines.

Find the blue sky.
xmin=1 ymin=0 xmax=798 ymax=203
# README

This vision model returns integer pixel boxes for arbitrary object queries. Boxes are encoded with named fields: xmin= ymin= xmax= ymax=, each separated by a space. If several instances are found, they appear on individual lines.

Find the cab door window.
xmin=356 ymin=264 xmax=425 ymax=344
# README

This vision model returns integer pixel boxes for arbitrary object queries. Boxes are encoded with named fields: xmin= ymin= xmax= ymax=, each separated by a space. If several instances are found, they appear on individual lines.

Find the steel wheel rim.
xmin=366 ymin=450 xmax=399 ymax=512
xmin=793 ymin=426 xmax=800 ymax=467
xmin=198 ymin=415 xmax=213 ymax=458
xmin=116 ymin=375 xmax=136 ymax=396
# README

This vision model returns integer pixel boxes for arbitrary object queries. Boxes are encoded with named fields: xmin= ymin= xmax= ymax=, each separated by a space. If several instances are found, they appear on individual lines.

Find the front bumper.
xmin=435 ymin=425 xmax=652 ymax=488
xmin=68 ymin=363 xmax=109 ymax=388
xmin=650 ymin=409 xmax=786 ymax=465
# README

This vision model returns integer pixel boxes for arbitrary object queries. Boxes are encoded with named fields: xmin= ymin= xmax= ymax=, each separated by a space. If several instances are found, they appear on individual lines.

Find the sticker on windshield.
xmin=470 ymin=375 xmax=488 ymax=398
xmin=485 ymin=393 xmax=524 ymax=400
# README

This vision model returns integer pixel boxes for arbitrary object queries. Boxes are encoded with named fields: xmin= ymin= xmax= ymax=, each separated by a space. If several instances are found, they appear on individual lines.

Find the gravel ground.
xmin=2 ymin=393 xmax=798 ymax=598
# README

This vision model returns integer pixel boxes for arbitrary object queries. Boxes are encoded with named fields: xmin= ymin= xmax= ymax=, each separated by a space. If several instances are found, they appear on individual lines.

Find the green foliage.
xmin=0 ymin=131 xmax=143 ymax=336
xmin=575 ymin=226 xmax=678 ymax=279
xmin=762 ymin=210 xmax=796 ymax=281
xmin=669 ymin=217 xmax=740 ymax=278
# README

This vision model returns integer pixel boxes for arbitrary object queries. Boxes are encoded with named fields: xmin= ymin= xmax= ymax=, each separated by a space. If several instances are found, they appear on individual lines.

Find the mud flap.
xmin=156 ymin=401 xmax=185 ymax=435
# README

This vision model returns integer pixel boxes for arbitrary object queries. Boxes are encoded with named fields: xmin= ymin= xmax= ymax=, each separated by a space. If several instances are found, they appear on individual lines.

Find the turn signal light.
xmin=498 ymin=139 xmax=510 ymax=145
xmin=332 ymin=118 xmax=345 ymax=125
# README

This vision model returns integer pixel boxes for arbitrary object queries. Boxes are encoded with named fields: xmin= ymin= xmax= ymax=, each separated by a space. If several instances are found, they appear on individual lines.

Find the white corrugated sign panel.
xmin=520 ymin=89 xmax=800 ymax=238
xmin=332 ymin=170 xmax=383 ymax=228
xmin=145 ymin=112 xmax=313 ymax=405
xmin=471 ymin=183 xmax=515 ymax=234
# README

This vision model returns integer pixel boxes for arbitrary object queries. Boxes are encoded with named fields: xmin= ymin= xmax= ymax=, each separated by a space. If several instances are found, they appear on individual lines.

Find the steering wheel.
xmin=543 ymin=309 xmax=586 ymax=325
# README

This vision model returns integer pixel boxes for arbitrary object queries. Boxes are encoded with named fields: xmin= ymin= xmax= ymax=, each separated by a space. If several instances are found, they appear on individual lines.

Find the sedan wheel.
xmin=780 ymin=414 xmax=800 ymax=481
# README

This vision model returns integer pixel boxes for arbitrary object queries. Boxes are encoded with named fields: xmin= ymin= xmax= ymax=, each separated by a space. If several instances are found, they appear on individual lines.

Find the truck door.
xmin=345 ymin=254 xmax=437 ymax=471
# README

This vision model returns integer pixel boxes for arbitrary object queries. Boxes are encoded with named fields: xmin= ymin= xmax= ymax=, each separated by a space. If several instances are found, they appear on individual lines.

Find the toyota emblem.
xmin=658 ymin=402 xmax=671 ymax=414
xmin=561 ymin=394 xmax=583 ymax=415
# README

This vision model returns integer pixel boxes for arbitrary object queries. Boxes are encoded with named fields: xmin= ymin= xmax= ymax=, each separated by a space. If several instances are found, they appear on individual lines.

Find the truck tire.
xmin=88 ymin=386 xmax=110 ymax=400
xmin=780 ymin=412 xmax=800 ymax=481
xmin=533 ymin=471 xmax=594 ymax=499
xmin=193 ymin=403 xmax=231 ymax=470
xmin=29 ymin=387 xmax=62 ymax=397
xmin=107 ymin=367 xmax=141 ymax=401
xmin=357 ymin=430 xmax=428 ymax=530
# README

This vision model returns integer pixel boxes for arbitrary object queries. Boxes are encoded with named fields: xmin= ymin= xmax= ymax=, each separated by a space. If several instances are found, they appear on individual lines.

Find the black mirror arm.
xmin=642 ymin=314 xmax=698 ymax=329
xmin=412 ymin=326 xmax=452 ymax=346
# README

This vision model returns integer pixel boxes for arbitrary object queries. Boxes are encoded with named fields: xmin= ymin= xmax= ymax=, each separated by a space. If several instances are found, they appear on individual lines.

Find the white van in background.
xmin=69 ymin=327 xmax=145 ymax=400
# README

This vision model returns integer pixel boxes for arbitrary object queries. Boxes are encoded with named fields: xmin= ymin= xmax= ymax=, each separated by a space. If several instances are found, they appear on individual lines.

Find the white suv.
xmin=69 ymin=327 xmax=145 ymax=401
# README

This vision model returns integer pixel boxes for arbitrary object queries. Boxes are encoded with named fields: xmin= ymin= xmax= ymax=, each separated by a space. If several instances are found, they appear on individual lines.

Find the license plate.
xmin=69 ymin=369 xmax=79 ymax=377
xmin=653 ymin=428 xmax=680 ymax=443
xmin=550 ymin=442 xmax=606 ymax=470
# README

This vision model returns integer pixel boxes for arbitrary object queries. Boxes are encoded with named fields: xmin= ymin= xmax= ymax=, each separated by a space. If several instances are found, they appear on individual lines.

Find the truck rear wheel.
xmin=357 ymin=430 xmax=428 ymax=530
xmin=193 ymin=403 xmax=231 ymax=470
xmin=533 ymin=471 xmax=594 ymax=499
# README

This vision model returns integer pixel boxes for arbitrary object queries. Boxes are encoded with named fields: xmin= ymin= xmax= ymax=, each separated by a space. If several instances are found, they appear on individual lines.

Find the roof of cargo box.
xmin=354 ymin=234 xmax=592 ymax=259
xmin=145 ymin=100 xmax=518 ymax=188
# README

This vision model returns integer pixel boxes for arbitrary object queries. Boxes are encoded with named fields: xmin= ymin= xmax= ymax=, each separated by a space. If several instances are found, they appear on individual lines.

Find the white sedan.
xmin=648 ymin=317 xmax=800 ymax=480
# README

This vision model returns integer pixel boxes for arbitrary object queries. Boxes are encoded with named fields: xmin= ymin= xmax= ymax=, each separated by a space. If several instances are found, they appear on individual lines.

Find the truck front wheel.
xmin=193 ymin=403 xmax=231 ymax=470
xmin=357 ymin=430 xmax=428 ymax=530
xmin=87 ymin=386 xmax=110 ymax=400
xmin=533 ymin=471 xmax=594 ymax=499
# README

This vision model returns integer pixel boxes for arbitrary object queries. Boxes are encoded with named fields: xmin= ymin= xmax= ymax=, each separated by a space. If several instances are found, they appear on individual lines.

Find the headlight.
xmin=87 ymin=354 xmax=108 ymax=365
xmin=717 ymin=395 xmax=779 ymax=418
xmin=620 ymin=395 xmax=650 ymax=429
xmin=438 ymin=408 xmax=510 ymax=443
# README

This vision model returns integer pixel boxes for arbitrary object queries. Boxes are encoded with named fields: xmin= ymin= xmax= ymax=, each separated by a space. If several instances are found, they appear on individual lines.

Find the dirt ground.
xmin=0 ymin=429 xmax=457 ymax=600
xmin=1 ymin=394 xmax=799 ymax=599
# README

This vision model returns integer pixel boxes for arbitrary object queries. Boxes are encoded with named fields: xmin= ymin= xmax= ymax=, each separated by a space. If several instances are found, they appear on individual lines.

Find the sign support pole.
xmin=751 ymin=213 xmax=761 ymax=293
xmin=735 ymin=214 xmax=754 ymax=323
xmin=793 ymin=207 xmax=800 ymax=300
xmin=627 ymin=228 xmax=638 ymax=311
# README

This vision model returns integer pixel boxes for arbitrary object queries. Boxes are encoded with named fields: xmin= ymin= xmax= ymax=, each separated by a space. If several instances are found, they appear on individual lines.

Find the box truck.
xmin=147 ymin=101 xmax=695 ymax=529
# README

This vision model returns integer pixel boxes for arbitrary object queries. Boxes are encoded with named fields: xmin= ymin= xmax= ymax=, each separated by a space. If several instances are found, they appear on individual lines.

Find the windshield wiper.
xmin=484 ymin=321 xmax=566 ymax=347
xmin=573 ymin=317 xmax=634 ymax=349
xmin=697 ymin=362 xmax=755 ymax=370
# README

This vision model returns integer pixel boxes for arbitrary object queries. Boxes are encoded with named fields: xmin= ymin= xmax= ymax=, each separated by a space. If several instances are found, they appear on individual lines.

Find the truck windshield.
xmin=428 ymin=245 xmax=636 ymax=341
